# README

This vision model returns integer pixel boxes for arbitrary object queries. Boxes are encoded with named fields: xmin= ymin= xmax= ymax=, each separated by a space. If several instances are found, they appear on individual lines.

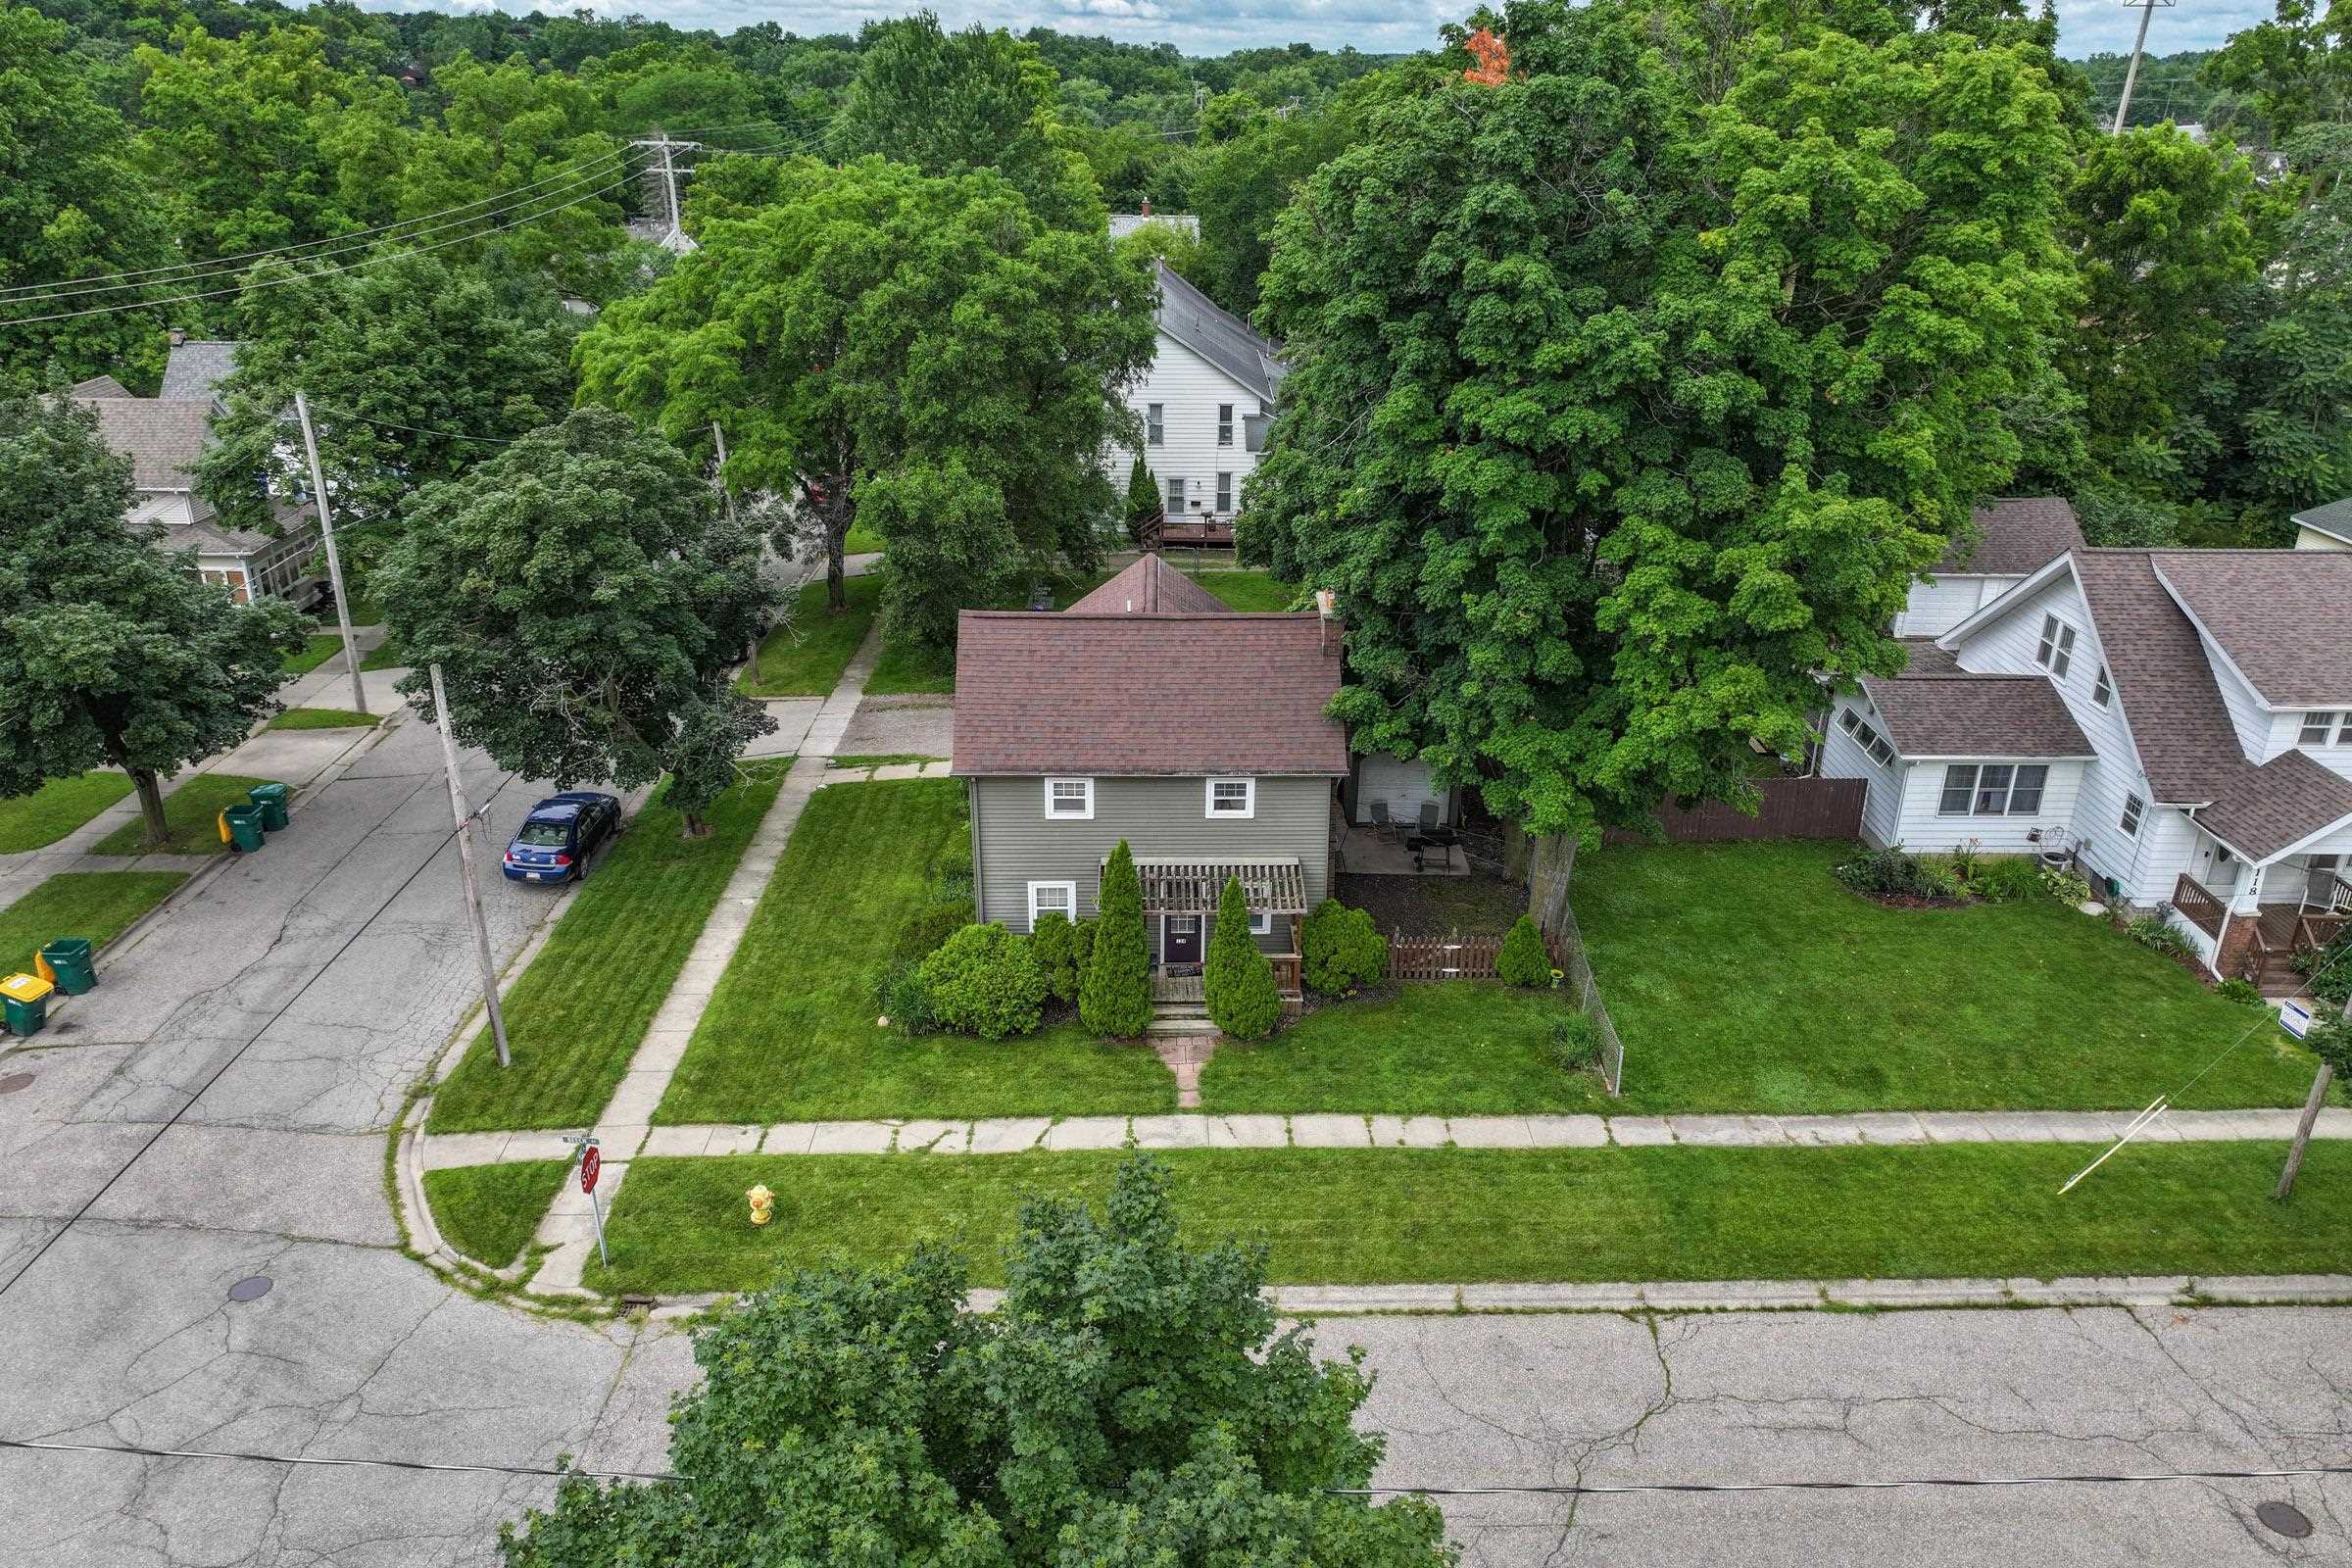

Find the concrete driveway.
xmin=0 ymin=711 xmax=2345 ymax=1564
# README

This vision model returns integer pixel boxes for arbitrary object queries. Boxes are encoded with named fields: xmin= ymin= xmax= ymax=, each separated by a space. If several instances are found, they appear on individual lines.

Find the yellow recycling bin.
xmin=2 ymin=971 xmax=54 ymax=1038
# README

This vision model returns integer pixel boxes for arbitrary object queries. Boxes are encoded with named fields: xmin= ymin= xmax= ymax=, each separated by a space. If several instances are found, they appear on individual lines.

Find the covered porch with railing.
xmin=2172 ymin=850 xmax=2352 ymax=994
xmin=1135 ymin=857 xmax=1305 ymax=1006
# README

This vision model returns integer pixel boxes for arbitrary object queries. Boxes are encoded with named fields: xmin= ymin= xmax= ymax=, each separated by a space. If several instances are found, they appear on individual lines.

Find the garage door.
xmin=1356 ymin=753 xmax=1447 ymax=826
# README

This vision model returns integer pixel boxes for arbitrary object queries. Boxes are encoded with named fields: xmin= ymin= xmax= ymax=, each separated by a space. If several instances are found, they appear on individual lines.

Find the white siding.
xmin=1352 ymin=753 xmax=1451 ymax=826
xmin=1118 ymin=334 xmax=1264 ymax=520
xmin=2261 ymin=709 xmax=2352 ymax=781
xmin=1819 ymin=697 xmax=1904 ymax=847
xmin=1891 ymin=760 xmax=2085 ymax=856
xmin=1894 ymin=573 xmax=2024 ymax=637
xmin=2296 ymin=525 xmax=2352 ymax=552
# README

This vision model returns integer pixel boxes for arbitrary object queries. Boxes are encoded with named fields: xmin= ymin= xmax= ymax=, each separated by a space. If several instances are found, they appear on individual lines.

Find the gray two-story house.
xmin=953 ymin=555 xmax=1347 ymax=1004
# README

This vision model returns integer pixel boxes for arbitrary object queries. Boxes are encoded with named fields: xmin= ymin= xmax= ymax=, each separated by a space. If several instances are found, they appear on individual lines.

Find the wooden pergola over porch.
xmin=1132 ymin=857 xmax=1307 ymax=1003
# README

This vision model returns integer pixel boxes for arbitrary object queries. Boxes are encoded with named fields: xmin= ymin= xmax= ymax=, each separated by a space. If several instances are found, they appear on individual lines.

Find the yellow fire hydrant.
xmin=746 ymin=1184 xmax=775 ymax=1226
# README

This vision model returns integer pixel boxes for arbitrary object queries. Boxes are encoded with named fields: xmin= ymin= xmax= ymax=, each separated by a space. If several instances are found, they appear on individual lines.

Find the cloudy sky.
xmin=371 ymin=0 xmax=2278 ymax=60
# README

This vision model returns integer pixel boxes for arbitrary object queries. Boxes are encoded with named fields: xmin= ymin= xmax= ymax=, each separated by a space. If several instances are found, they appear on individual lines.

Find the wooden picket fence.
xmin=1384 ymin=919 xmax=1624 ymax=1096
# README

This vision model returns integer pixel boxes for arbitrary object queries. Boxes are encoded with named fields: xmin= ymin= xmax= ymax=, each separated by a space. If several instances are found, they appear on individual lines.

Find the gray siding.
xmin=970 ymin=774 xmax=1334 ymax=956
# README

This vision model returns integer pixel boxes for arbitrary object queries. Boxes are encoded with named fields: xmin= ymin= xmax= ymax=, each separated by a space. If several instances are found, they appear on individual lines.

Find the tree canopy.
xmin=371 ymin=406 xmax=779 ymax=832
xmin=1247 ymin=0 xmax=2076 ymax=839
xmin=498 ymin=1154 xmax=1451 ymax=1567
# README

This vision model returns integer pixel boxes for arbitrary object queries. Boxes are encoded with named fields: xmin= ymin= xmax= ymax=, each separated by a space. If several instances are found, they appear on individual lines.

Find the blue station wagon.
xmin=502 ymin=792 xmax=620 ymax=884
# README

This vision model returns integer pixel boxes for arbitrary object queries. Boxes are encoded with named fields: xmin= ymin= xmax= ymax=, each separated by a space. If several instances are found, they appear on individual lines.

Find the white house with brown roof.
xmin=1825 ymin=545 xmax=2352 ymax=988
xmin=1115 ymin=262 xmax=1284 ymax=549
xmin=1892 ymin=497 xmax=2086 ymax=636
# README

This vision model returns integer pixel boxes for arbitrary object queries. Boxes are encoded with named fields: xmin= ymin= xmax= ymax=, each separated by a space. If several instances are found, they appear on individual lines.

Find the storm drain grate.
xmin=226 ymin=1275 xmax=273 ymax=1303
xmin=2256 ymin=1502 xmax=2314 ymax=1539
xmin=0 ymin=1073 xmax=32 ymax=1095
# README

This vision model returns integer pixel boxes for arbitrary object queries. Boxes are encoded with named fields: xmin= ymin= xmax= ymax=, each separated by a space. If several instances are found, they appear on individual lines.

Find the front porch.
xmin=1135 ymin=857 xmax=1305 ymax=1013
xmin=2172 ymin=857 xmax=2352 ymax=994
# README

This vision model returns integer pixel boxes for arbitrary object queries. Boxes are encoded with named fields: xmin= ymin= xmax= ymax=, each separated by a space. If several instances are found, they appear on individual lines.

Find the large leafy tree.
xmin=0 ymin=395 xmax=306 ymax=847
xmin=1247 ymin=0 xmax=2075 ymax=842
xmin=499 ymin=1155 xmax=1451 ymax=1566
xmin=372 ymin=407 xmax=779 ymax=835
xmin=0 ymin=1 xmax=178 ymax=388
xmin=2203 ymin=0 xmax=2350 ymax=149
xmin=578 ymin=155 xmax=1152 ymax=648
xmin=1192 ymin=86 xmax=1372 ymax=316
xmin=826 ymin=12 xmax=1102 ymax=232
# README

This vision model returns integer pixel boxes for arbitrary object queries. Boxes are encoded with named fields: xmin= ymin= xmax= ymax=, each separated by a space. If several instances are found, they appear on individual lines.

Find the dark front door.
xmin=1163 ymin=914 xmax=1202 ymax=965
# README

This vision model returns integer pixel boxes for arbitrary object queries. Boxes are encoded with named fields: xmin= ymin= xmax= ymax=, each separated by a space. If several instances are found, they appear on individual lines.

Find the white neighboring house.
xmin=1108 ymin=206 xmax=1199 ymax=241
xmin=1893 ymin=497 xmax=2086 ymax=636
xmin=72 ymin=339 xmax=319 ymax=606
xmin=2291 ymin=497 xmax=2352 ymax=553
xmin=1824 ymin=546 xmax=2352 ymax=989
xmin=1113 ymin=260 xmax=1283 ymax=546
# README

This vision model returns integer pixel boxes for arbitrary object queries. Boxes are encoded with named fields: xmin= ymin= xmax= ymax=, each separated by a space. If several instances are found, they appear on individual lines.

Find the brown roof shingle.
xmin=1937 ymin=497 xmax=2086 ymax=575
xmin=1066 ymin=555 xmax=1231 ymax=615
xmin=952 ymin=610 xmax=1347 ymax=776
xmin=76 ymin=396 xmax=212 ymax=491
xmin=2197 ymin=748 xmax=2352 ymax=860
xmin=1860 ymin=674 xmax=2094 ymax=760
xmin=2149 ymin=550 xmax=2352 ymax=707
xmin=2068 ymin=550 xmax=2248 ymax=804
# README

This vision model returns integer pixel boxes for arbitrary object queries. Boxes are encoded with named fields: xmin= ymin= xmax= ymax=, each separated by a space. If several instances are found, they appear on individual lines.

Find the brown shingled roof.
xmin=75 ymin=396 xmax=212 ymax=490
xmin=2069 ymin=550 xmax=2250 ymax=803
xmin=1860 ymin=674 xmax=2094 ymax=760
xmin=2149 ymin=550 xmax=2352 ymax=707
xmin=1066 ymin=554 xmax=1230 ymax=615
xmin=2196 ymin=748 xmax=2352 ymax=860
xmin=1936 ymin=497 xmax=2085 ymax=575
xmin=952 ymin=610 xmax=1347 ymax=776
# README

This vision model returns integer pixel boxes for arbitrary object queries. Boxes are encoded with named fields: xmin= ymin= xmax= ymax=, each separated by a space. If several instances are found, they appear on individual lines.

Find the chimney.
xmin=1316 ymin=588 xmax=1340 ymax=656
xmin=168 ymin=327 xmax=187 ymax=347
xmin=1141 ymin=198 xmax=1152 ymax=217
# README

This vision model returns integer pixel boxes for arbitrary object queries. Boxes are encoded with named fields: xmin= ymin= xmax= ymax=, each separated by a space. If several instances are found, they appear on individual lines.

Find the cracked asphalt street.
xmin=1 ymin=715 xmax=2347 ymax=1564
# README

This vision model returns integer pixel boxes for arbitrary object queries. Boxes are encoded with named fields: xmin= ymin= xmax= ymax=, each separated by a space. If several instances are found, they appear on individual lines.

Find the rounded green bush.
xmin=918 ymin=922 xmax=1046 ymax=1040
xmin=1300 ymin=899 xmax=1386 ymax=995
xmin=894 ymin=897 xmax=974 ymax=963
xmin=1496 ymin=914 xmax=1553 ymax=988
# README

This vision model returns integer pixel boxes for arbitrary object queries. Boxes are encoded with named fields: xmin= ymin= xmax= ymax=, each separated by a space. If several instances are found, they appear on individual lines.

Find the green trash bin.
xmin=221 ymin=804 xmax=266 ymax=853
xmin=248 ymin=782 xmax=291 ymax=832
xmin=39 ymin=939 xmax=95 ymax=996
xmin=2 ymin=972 xmax=51 ymax=1038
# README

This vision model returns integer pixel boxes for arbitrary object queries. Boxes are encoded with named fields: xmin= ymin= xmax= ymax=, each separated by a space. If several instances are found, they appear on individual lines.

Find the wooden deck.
xmin=1152 ymin=972 xmax=1205 ymax=1003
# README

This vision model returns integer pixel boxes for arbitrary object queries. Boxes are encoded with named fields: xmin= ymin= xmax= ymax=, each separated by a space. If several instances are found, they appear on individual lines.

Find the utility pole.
xmin=428 ymin=662 xmax=511 ymax=1069
xmin=292 ymin=390 xmax=368 ymax=716
xmin=2275 ymin=991 xmax=2348 ymax=1200
xmin=2111 ymin=0 xmax=2173 ymax=136
xmin=628 ymin=131 xmax=702 ymax=252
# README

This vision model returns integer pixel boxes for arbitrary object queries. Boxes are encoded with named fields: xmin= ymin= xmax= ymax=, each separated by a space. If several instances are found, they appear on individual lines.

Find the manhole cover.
xmin=0 ymin=1073 xmax=32 ymax=1095
xmin=2256 ymin=1502 xmax=2314 ymax=1539
xmin=226 ymin=1275 xmax=272 ymax=1303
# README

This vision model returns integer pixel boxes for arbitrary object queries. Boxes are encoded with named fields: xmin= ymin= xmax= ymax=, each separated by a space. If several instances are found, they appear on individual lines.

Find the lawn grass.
xmin=0 ymin=870 xmax=187 ymax=964
xmin=842 ymin=522 xmax=885 ymax=555
xmin=90 ymin=774 xmax=281 ymax=857
xmin=1200 ymin=983 xmax=1609 ymax=1115
xmin=426 ymin=761 xmax=793 ymax=1134
xmin=583 ymin=1140 xmax=2352 ymax=1296
xmin=267 ymin=708 xmax=379 ymax=731
xmin=657 ymin=778 xmax=1173 ymax=1124
xmin=1574 ymin=840 xmax=2316 ymax=1113
xmin=0 ymin=773 xmax=134 ymax=854
xmin=828 ymin=754 xmax=939 ymax=770
xmin=739 ymin=575 xmax=881 ymax=698
xmin=281 ymin=633 xmax=343 ymax=675
xmin=422 ymin=1159 xmax=572 ymax=1270
xmin=863 ymin=567 xmax=1115 ymax=696
xmin=359 ymin=641 xmax=407 ymax=671
xmin=1196 ymin=569 xmax=1299 ymax=612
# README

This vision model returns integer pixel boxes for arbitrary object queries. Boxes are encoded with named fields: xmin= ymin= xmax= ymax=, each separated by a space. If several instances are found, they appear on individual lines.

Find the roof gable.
xmin=2291 ymin=496 xmax=2352 ymax=546
xmin=2148 ymin=550 xmax=2352 ymax=708
xmin=1935 ymin=497 xmax=2085 ymax=576
xmin=1153 ymin=261 xmax=1284 ymax=406
xmin=159 ymin=339 xmax=239 ymax=405
xmin=1067 ymin=554 xmax=1231 ymax=615
xmin=76 ymin=396 xmax=213 ymax=491
xmin=1857 ymin=673 xmax=2094 ymax=760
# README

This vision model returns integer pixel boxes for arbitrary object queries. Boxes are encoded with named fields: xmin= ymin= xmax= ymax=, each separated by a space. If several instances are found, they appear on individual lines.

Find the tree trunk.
xmin=132 ymin=768 xmax=170 ymax=850
xmin=680 ymin=811 xmax=713 ymax=840
xmin=2275 ymin=1061 xmax=2336 ymax=1201
xmin=1527 ymin=833 xmax=1579 ymax=932
xmin=826 ymin=489 xmax=851 ymax=612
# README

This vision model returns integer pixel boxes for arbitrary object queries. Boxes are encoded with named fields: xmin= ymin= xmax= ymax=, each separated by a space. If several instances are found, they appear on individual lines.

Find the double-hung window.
xmin=2036 ymin=613 xmax=2077 ymax=679
xmin=1937 ymin=763 xmax=2049 ymax=815
xmin=1026 ymin=880 xmax=1076 ymax=928
xmin=1206 ymin=777 xmax=1255 ymax=818
xmin=2300 ymin=711 xmax=2341 ymax=746
xmin=1217 ymin=404 xmax=1234 ymax=446
xmin=1044 ymin=777 xmax=1095 ymax=820
xmin=2092 ymin=665 xmax=2113 ymax=707
xmin=1166 ymin=476 xmax=1186 ymax=514
xmin=1215 ymin=471 xmax=1232 ymax=512
xmin=2120 ymin=793 xmax=2145 ymax=836
xmin=1146 ymin=404 xmax=1164 ymax=445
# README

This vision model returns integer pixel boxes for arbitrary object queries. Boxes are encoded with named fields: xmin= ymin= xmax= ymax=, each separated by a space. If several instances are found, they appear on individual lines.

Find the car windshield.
xmin=515 ymin=822 xmax=569 ymax=848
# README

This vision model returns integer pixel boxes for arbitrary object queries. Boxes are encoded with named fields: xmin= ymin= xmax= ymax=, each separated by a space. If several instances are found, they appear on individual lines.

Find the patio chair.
xmin=1368 ymin=802 xmax=1398 ymax=843
xmin=1417 ymin=801 xmax=1443 ymax=834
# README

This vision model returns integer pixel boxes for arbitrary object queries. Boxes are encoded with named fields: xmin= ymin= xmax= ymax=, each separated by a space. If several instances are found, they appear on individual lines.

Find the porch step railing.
xmin=2173 ymin=873 xmax=2226 ymax=938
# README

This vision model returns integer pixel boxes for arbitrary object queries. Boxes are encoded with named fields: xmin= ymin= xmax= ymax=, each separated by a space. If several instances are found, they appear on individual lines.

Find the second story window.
xmin=1206 ymin=777 xmax=1255 ymax=818
xmin=1147 ymin=404 xmax=1163 ymax=446
xmin=1217 ymin=404 xmax=1234 ymax=446
xmin=2092 ymin=665 xmax=2113 ymax=707
xmin=2299 ymin=711 xmax=2344 ymax=746
xmin=2035 ymin=613 xmax=2076 ymax=679
xmin=2121 ymin=793 xmax=2144 ymax=836
xmin=1045 ymin=777 xmax=1095 ymax=820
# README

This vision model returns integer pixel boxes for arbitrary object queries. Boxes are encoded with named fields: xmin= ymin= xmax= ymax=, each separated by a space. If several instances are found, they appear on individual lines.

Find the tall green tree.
xmin=1248 ymin=0 xmax=2074 ymax=842
xmin=0 ymin=1 xmax=178 ymax=388
xmin=1082 ymin=839 xmax=1152 ymax=1038
xmin=827 ymin=12 xmax=1102 ymax=232
xmin=1203 ymin=874 xmax=1281 ymax=1040
xmin=1192 ymin=88 xmax=1369 ymax=316
xmin=499 ymin=1155 xmax=1449 ymax=1565
xmin=0 ymin=394 xmax=306 ymax=847
xmin=2203 ymin=0 xmax=2351 ymax=149
xmin=578 ymin=155 xmax=1152 ymax=648
xmin=372 ymin=407 xmax=780 ymax=835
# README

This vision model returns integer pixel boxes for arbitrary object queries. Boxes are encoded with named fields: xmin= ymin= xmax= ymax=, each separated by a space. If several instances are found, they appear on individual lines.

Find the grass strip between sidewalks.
xmin=0 ymin=772 xmax=136 ymax=854
xmin=583 ymin=1141 xmax=2352 ymax=1297
xmin=422 ymin=1159 xmax=573 ymax=1270
xmin=0 ymin=871 xmax=189 ymax=965
xmin=739 ymin=575 xmax=880 ymax=698
xmin=426 ymin=760 xmax=792 ymax=1134
xmin=268 ymin=708 xmax=380 ymax=731
xmin=280 ymin=633 xmax=342 ymax=675
xmin=90 ymin=775 xmax=281 ymax=857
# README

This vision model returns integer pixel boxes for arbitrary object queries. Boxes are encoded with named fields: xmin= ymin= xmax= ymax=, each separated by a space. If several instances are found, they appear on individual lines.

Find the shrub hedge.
xmin=1496 ymin=914 xmax=1553 ymax=988
xmin=1300 ymin=899 xmax=1386 ymax=995
xmin=919 ymin=923 xmax=1045 ymax=1040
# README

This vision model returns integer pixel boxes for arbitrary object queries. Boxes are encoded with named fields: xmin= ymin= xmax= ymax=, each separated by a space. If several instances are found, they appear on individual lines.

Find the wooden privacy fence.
xmin=1384 ymin=916 xmax=1625 ymax=1097
xmin=1604 ymin=776 xmax=1866 ymax=845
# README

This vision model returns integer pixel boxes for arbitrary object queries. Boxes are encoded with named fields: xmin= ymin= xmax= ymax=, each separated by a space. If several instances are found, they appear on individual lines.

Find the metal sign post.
xmin=580 ymin=1138 xmax=609 ymax=1267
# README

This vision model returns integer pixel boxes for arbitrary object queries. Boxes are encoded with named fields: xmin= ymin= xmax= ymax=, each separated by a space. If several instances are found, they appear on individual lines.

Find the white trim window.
xmin=2035 ymin=613 xmax=2077 ymax=679
xmin=1217 ymin=404 xmax=1234 ymax=447
xmin=2092 ymin=665 xmax=2113 ymax=707
xmin=1044 ymin=777 xmax=1095 ymax=820
xmin=1248 ymin=909 xmax=1271 ymax=935
xmin=1026 ymin=880 xmax=1076 ymax=929
xmin=1165 ymin=475 xmax=1186 ymax=514
xmin=1936 ymin=763 xmax=2048 ymax=816
xmin=1146 ymin=404 xmax=1163 ymax=446
xmin=1842 ymin=709 xmax=1894 ymax=766
xmin=2299 ymin=711 xmax=2341 ymax=746
xmin=1215 ymin=471 xmax=1232 ymax=512
xmin=1205 ymin=777 xmax=1255 ymax=818
xmin=2121 ymin=793 xmax=2145 ymax=836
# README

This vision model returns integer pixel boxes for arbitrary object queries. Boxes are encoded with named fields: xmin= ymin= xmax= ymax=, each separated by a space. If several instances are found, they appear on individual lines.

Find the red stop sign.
xmin=580 ymin=1144 xmax=601 ymax=1193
